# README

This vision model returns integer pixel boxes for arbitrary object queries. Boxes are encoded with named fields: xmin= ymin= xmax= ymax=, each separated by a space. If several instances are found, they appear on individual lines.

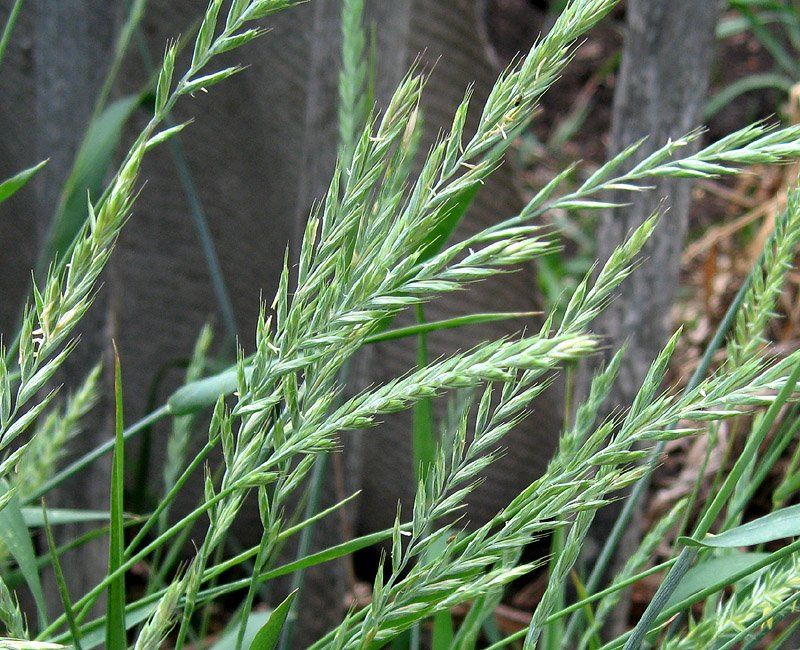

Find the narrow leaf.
xmin=22 ymin=507 xmax=111 ymax=527
xmin=773 ymin=469 xmax=800 ymax=504
xmin=365 ymin=311 xmax=537 ymax=344
xmin=42 ymin=93 xmax=145 ymax=267
xmin=412 ymin=304 xmax=435 ymax=481
xmin=680 ymin=503 xmax=800 ymax=548
xmin=248 ymin=590 xmax=298 ymax=650
xmin=666 ymin=552 xmax=771 ymax=607
xmin=106 ymin=347 xmax=126 ymax=650
xmin=206 ymin=612 xmax=272 ymax=650
xmin=2 ymin=639 xmax=67 ymax=650
xmin=42 ymin=501 xmax=83 ymax=650
xmin=167 ymin=365 xmax=252 ymax=416
xmin=0 ymin=479 xmax=48 ymax=629
xmin=0 ymin=159 xmax=48 ymax=203
xmin=432 ymin=610 xmax=455 ymax=650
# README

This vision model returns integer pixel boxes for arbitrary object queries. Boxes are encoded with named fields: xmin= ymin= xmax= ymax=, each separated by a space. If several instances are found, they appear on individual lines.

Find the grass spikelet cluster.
xmin=665 ymin=555 xmax=800 ymax=650
xmin=3 ymin=0 xmax=800 ymax=648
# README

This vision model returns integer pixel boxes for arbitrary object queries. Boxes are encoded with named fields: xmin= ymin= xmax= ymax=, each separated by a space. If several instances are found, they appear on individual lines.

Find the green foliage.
xmin=106 ymin=350 xmax=127 ymax=650
xmin=41 ymin=93 xmax=146 ymax=271
xmin=0 ymin=160 xmax=48 ymax=204
xmin=2 ymin=0 xmax=800 ymax=649
xmin=0 ymin=480 xmax=47 ymax=630
xmin=250 ymin=590 xmax=298 ymax=650
xmin=710 ymin=0 xmax=800 ymax=120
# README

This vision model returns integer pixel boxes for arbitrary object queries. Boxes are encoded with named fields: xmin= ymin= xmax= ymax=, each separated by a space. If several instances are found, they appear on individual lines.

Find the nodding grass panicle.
xmin=4 ymin=1 xmax=800 ymax=648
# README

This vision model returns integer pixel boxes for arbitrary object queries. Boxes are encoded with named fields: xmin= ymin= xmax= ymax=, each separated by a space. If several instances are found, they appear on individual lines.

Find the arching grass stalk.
xmin=25 ymin=406 xmax=170 ymax=503
xmin=562 ymin=188 xmax=800 ymax=644
xmin=0 ymin=0 xmax=24 ymax=69
xmin=602 ymin=537 xmax=800 ymax=650
xmin=622 ymin=359 xmax=800 ymax=650
xmin=11 ymin=1 xmax=800 ymax=647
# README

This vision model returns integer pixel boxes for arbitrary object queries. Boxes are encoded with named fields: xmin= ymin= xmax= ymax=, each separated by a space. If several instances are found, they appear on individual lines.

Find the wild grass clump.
xmin=2 ymin=0 xmax=800 ymax=648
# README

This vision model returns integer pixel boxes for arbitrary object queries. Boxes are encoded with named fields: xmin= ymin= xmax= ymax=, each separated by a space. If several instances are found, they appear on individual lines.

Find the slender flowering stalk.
xmin=9 ymin=0 xmax=800 ymax=648
xmin=664 ymin=555 xmax=800 ymax=650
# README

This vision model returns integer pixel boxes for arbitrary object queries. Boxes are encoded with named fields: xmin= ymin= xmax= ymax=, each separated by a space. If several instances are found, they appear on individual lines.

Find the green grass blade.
xmin=704 ymin=72 xmax=794 ymax=121
xmin=410 ymin=304 xmax=435 ymax=647
xmin=167 ymin=366 xmax=244 ymax=416
xmin=412 ymin=305 xmax=435 ymax=481
xmin=731 ymin=405 xmax=800 ymax=517
xmin=105 ymin=347 xmax=126 ymax=650
xmin=431 ymin=611 xmax=454 ymax=650
xmin=22 ymin=508 xmax=110 ymax=527
xmin=717 ymin=13 xmax=754 ymax=39
xmin=681 ymin=503 xmax=800 ymax=548
xmin=452 ymin=591 xmax=503 ymax=650
xmin=249 ymin=590 xmax=297 ymax=650
xmin=391 ymin=630 xmax=412 ymax=650
xmin=0 ymin=160 xmax=48 ymax=204
xmin=207 ymin=524 xmax=409 ymax=587
xmin=206 ymin=612 xmax=272 ymax=650
xmin=39 ymin=93 xmax=146 ymax=272
xmin=0 ymin=642 xmax=66 ymax=650
xmin=0 ymin=479 xmax=48 ymax=630
xmin=41 ymin=502 xmax=83 ymax=650
xmin=0 ymin=0 xmax=25 ymax=68
xmin=542 ymin=526 xmax=566 ymax=650
xmin=774 ymin=457 xmax=800 ymax=504
xmin=665 ymin=552 xmax=771 ymax=608
xmin=570 ymin=572 xmax=600 ymax=650
xmin=365 ymin=311 xmax=536 ymax=344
